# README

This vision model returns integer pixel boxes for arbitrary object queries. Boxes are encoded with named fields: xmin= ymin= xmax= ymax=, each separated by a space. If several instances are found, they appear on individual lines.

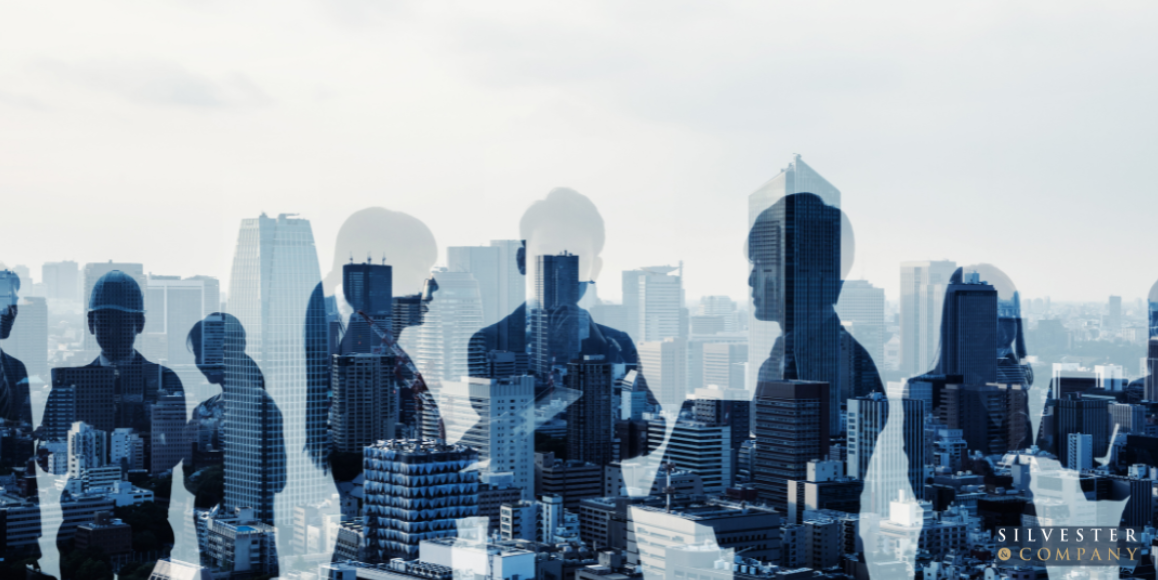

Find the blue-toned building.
xmin=363 ymin=439 xmax=480 ymax=562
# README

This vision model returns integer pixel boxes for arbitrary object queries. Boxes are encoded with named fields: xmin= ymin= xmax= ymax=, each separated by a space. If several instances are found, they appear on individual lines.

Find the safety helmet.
xmin=89 ymin=270 xmax=145 ymax=313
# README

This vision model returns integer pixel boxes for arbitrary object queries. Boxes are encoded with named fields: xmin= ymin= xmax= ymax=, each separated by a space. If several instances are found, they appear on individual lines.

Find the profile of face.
xmin=88 ymin=310 xmax=144 ymax=361
xmin=748 ymin=258 xmax=781 ymax=324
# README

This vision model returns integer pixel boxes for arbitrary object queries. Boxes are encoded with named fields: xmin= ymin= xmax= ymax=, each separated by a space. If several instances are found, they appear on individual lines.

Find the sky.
xmin=2 ymin=1 xmax=1156 ymax=305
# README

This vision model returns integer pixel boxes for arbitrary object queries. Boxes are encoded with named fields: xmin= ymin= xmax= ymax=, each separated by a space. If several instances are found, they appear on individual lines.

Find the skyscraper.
xmin=752 ymin=380 xmax=830 ymax=511
xmin=436 ymin=375 xmax=535 ymax=498
xmin=225 ymin=213 xmax=332 ymax=536
xmin=415 ymin=269 xmax=485 ymax=386
xmin=623 ymin=265 xmax=684 ymax=341
xmin=847 ymin=393 xmax=925 ymax=516
xmin=836 ymin=280 xmax=885 ymax=368
xmin=637 ymin=338 xmax=687 ymax=406
xmin=529 ymin=254 xmax=581 ymax=378
xmin=330 ymin=354 xmax=397 ymax=454
xmin=900 ymin=260 xmax=958 ymax=377
xmin=702 ymin=342 xmax=747 ymax=392
xmin=938 ymin=271 xmax=998 ymax=384
xmin=447 ymin=242 xmax=524 ymax=331
xmin=566 ymin=357 xmax=614 ymax=467
xmin=1056 ymin=393 xmax=1109 ymax=469
xmin=1108 ymin=295 xmax=1123 ymax=332
xmin=42 ymin=260 xmax=80 ymax=301
xmin=144 ymin=275 xmax=221 ymax=366
xmin=338 ymin=261 xmax=392 ymax=355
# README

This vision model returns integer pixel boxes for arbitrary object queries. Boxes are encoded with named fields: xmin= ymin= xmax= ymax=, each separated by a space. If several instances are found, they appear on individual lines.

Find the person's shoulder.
xmin=1 ymin=350 xmax=27 ymax=375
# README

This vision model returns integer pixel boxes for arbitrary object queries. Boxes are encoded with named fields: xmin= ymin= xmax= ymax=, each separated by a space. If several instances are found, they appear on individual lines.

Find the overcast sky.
xmin=2 ymin=1 xmax=1156 ymax=304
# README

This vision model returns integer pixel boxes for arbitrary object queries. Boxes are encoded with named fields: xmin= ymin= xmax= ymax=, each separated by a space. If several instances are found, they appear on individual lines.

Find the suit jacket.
xmin=0 ymin=349 xmax=31 ymax=424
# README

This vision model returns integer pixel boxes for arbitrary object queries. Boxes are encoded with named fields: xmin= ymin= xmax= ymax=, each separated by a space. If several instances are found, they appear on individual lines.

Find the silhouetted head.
xmin=86 ymin=270 xmax=145 ymax=361
xmin=187 ymin=312 xmax=243 ymax=385
xmin=324 ymin=207 xmax=438 ymax=297
xmin=748 ymin=193 xmax=851 ymax=326
xmin=0 ymin=270 xmax=19 ymax=340
xmin=959 ymin=263 xmax=1026 ymax=360
xmin=518 ymin=188 xmax=605 ymax=283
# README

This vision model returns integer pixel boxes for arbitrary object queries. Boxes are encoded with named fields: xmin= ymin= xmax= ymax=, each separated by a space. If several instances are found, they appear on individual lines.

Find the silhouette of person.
xmin=0 ymin=269 xmax=31 ymax=425
xmin=185 ymin=313 xmax=285 ymax=524
xmin=40 ymin=270 xmax=186 ymax=566
xmin=469 ymin=188 xmax=640 ymax=379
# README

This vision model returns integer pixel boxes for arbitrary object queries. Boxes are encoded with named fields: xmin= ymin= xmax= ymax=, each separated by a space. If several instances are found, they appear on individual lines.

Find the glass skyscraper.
xmin=225 ymin=213 xmax=335 ymax=558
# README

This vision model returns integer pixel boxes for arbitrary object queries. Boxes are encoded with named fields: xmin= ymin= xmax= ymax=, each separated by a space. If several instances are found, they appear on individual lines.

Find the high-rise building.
xmin=338 ymin=261 xmax=393 ymax=354
xmin=899 ymin=260 xmax=957 ymax=377
xmin=416 ymin=269 xmax=485 ymax=387
xmin=1108 ymin=295 xmax=1123 ymax=332
xmin=836 ymin=280 xmax=885 ymax=369
xmin=144 ymin=275 xmax=221 ymax=366
xmin=435 ymin=375 xmax=535 ymax=498
xmin=529 ymin=254 xmax=581 ymax=378
xmin=1067 ymin=433 xmax=1093 ymax=470
xmin=82 ymin=262 xmax=146 ymax=354
xmin=110 ymin=427 xmax=145 ymax=471
xmin=752 ymin=380 xmax=830 ymax=511
xmin=1056 ymin=393 xmax=1109 ymax=469
xmin=2 ymin=295 xmax=48 ymax=379
xmin=1110 ymin=402 xmax=1146 ymax=435
xmin=702 ymin=342 xmax=747 ymax=392
xmin=938 ymin=271 xmax=997 ymax=384
xmin=637 ymin=338 xmax=687 ymax=406
xmin=622 ymin=266 xmax=684 ymax=342
xmin=535 ymin=452 xmax=603 ymax=511
xmin=67 ymin=421 xmax=107 ymax=481
xmin=447 ymin=241 xmax=524 ymax=332
xmin=847 ymin=393 xmax=925 ymax=516
xmin=363 ymin=440 xmax=479 ymax=562
xmin=330 ymin=354 xmax=397 ymax=454
xmin=647 ymin=420 xmax=733 ymax=493
xmin=748 ymin=155 xmax=840 ymax=392
xmin=225 ymin=213 xmax=332 ymax=529
xmin=943 ymin=383 xmax=1027 ymax=455
xmin=42 ymin=260 xmax=80 ymax=301
xmin=566 ymin=357 xmax=614 ymax=467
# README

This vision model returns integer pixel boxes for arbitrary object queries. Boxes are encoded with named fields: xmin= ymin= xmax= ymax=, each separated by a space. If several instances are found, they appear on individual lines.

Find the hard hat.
xmin=89 ymin=270 xmax=145 ymax=313
xmin=0 ymin=270 xmax=19 ymax=307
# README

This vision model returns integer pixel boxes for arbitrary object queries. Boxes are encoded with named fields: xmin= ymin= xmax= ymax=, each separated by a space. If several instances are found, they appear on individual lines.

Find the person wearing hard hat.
xmin=0 ymin=269 xmax=31 ymax=424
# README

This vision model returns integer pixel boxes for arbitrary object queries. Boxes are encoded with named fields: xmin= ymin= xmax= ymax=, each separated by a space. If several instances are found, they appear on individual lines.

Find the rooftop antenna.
xmin=349 ymin=253 xmax=354 ymax=264
xmin=381 ymin=253 xmax=387 ymax=265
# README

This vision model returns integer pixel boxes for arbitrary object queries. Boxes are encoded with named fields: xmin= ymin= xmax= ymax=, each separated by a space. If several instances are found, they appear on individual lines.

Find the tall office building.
xmin=637 ymin=338 xmax=687 ymax=406
xmin=1067 ymin=433 xmax=1094 ymax=470
xmin=1107 ymin=296 xmax=1123 ymax=332
xmin=943 ymin=383 xmax=1026 ymax=455
xmin=752 ymin=380 xmax=830 ymax=512
xmin=847 ymin=393 xmax=925 ymax=516
xmin=1110 ymin=402 xmax=1146 ymax=435
xmin=362 ymin=440 xmax=479 ymax=562
xmin=702 ymin=342 xmax=747 ymax=392
xmin=447 ymin=241 xmax=524 ymax=331
xmin=42 ymin=260 xmax=80 ymax=301
xmin=330 ymin=354 xmax=397 ymax=454
xmin=338 ymin=262 xmax=393 ymax=355
xmin=67 ymin=421 xmax=108 ymax=480
xmin=748 ymin=192 xmax=843 ymax=434
xmin=144 ymin=275 xmax=221 ymax=366
xmin=529 ymin=254 xmax=581 ymax=378
xmin=2 ymin=295 xmax=48 ymax=379
xmin=1056 ymin=393 xmax=1109 ymax=469
xmin=938 ymin=272 xmax=997 ymax=383
xmin=436 ymin=376 xmax=535 ymax=498
xmin=225 ymin=213 xmax=331 ymax=528
xmin=566 ymin=357 xmax=614 ymax=467
xmin=836 ymin=280 xmax=886 ymax=368
xmin=415 ymin=269 xmax=485 ymax=387
xmin=648 ymin=420 xmax=733 ymax=493
xmin=82 ymin=262 xmax=146 ymax=354
xmin=748 ymin=155 xmax=840 ymax=390
xmin=899 ymin=260 xmax=957 ymax=377
xmin=623 ymin=266 xmax=684 ymax=341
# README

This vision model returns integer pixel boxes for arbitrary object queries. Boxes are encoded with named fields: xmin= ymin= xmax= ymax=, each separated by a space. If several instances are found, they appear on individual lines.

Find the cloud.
xmin=35 ymin=58 xmax=272 ymax=109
